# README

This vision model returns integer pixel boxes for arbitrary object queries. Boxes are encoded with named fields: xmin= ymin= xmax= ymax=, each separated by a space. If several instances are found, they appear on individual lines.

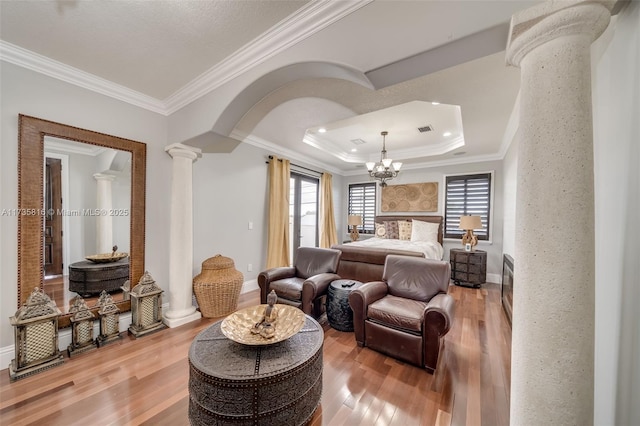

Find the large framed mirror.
xmin=18 ymin=114 xmax=146 ymax=328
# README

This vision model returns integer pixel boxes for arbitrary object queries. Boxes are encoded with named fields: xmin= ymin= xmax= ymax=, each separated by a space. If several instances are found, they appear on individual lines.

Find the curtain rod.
xmin=265 ymin=155 xmax=321 ymax=175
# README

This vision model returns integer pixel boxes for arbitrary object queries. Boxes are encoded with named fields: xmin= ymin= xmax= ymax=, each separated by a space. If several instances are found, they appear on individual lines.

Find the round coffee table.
xmin=326 ymin=279 xmax=363 ymax=331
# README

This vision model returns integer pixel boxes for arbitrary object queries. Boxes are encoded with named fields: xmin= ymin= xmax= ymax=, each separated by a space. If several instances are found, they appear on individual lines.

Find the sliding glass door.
xmin=289 ymin=172 xmax=319 ymax=261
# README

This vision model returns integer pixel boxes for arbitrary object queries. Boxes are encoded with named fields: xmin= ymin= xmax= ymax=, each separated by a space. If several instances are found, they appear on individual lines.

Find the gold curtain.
xmin=319 ymin=173 xmax=338 ymax=248
xmin=266 ymin=156 xmax=291 ymax=268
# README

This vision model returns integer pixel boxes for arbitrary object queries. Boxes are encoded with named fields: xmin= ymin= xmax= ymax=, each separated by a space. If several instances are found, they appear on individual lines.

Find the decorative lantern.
xmin=9 ymin=287 xmax=64 ymax=381
xmin=96 ymin=291 xmax=121 ymax=347
xmin=120 ymin=279 xmax=131 ymax=301
xmin=128 ymin=271 xmax=166 ymax=338
xmin=67 ymin=296 xmax=98 ymax=357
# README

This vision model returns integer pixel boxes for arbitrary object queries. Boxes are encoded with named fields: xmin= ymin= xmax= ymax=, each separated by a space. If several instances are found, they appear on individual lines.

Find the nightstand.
xmin=450 ymin=248 xmax=486 ymax=288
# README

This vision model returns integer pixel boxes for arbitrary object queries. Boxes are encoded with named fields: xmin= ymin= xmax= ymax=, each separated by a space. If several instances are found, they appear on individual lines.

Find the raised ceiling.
xmin=0 ymin=1 xmax=540 ymax=174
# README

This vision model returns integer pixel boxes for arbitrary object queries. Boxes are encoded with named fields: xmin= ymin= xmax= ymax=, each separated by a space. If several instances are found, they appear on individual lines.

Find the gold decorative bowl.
xmin=221 ymin=304 xmax=305 ymax=345
xmin=85 ymin=252 xmax=129 ymax=263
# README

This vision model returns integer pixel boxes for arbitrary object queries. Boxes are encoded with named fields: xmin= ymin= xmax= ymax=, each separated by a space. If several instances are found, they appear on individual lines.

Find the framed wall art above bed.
xmin=381 ymin=182 xmax=438 ymax=212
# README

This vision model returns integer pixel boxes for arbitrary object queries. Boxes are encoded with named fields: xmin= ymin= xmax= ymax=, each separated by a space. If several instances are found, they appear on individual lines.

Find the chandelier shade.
xmin=366 ymin=131 xmax=402 ymax=187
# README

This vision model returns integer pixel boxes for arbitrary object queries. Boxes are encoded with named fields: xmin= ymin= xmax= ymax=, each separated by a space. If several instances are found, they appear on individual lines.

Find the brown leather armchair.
xmin=348 ymin=255 xmax=454 ymax=373
xmin=258 ymin=247 xmax=342 ymax=318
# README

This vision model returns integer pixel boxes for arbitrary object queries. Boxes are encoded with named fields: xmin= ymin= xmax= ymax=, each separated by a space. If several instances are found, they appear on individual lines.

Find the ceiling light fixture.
xmin=443 ymin=131 xmax=452 ymax=137
xmin=318 ymin=128 xmax=327 ymax=133
xmin=365 ymin=131 xmax=402 ymax=187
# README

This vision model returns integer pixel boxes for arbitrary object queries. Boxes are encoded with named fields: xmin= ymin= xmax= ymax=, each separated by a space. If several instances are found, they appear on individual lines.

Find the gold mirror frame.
xmin=18 ymin=114 xmax=146 ymax=328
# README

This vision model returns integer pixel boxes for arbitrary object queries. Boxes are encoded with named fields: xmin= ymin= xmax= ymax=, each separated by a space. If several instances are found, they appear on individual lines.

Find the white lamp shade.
xmin=459 ymin=215 xmax=482 ymax=230
xmin=392 ymin=162 xmax=402 ymax=171
xmin=348 ymin=215 xmax=363 ymax=226
xmin=365 ymin=162 xmax=375 ymax=171
xmin=381 ymin=158 xmax=392 ymax=168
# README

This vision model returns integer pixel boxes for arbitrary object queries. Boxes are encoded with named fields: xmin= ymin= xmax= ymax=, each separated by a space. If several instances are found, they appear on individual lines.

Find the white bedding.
xmin=346 ymin=237 xmax=444 ymax=260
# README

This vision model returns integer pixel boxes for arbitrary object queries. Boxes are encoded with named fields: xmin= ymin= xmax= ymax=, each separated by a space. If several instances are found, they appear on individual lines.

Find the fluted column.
xmin=93 ymin=173 xmax=115 ymax=254
xmin=506 ymin=1 xmax=613 ymax=425
xmin=163 ymin=143 xmax=202 ymax=328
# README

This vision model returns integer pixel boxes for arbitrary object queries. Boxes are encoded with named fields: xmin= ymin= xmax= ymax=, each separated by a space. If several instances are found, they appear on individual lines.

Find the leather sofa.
xmin=258 ymin=247 xmax=342 ymax=318
xmin=330 ymin=243 xmax=424 ymax=283
xmin=348 ymin=255 xmax=454 ymax=373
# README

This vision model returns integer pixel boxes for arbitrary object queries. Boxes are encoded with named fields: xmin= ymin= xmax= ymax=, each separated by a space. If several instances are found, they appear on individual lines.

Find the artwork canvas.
xmin=381 ymin=182 xmax=438 ymax=212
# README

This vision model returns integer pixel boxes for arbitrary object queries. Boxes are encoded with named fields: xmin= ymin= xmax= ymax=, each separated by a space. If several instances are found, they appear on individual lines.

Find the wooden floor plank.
xmin=1 ymin=283 xmax=511 ymax=426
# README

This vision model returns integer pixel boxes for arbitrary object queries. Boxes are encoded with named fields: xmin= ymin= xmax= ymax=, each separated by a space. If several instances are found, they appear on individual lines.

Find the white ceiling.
xmin=0 ymin=0 xmax=540 ymax=174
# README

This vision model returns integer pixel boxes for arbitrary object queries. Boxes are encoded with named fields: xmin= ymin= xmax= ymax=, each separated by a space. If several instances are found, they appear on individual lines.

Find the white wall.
xmin=0 ymin=62 xmax=169 ymax=348
xmin=591 ymin=3 xmax=640 ymax=425
xmin=342 ymin=159 xmax=504 ymax=282
xmin=192 ymin=142 xmax=342 ymax=280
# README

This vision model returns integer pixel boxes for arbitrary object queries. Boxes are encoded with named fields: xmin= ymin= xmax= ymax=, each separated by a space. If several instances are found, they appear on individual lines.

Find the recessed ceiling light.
xmin=431 ymin=102 xmax=440 ymax=105
xmin=443 ymin=131 xmax=452 ymax=137
xmin=351 ymin=148 xmax=357 ymax=152
xmin=318 ymin=128 xmax=327 ymax=133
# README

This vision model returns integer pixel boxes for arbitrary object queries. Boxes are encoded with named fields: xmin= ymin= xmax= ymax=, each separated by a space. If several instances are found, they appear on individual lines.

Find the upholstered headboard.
xmin=374 ymin=215 xmax=443 ymax=245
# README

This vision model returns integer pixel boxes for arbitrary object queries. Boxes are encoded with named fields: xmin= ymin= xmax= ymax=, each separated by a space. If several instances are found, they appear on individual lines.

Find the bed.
xmin=331 ymin=215 xmax=444 ymax=283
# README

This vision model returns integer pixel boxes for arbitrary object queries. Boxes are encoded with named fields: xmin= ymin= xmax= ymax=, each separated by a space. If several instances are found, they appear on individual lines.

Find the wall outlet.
xmin=247 ymin=263 xmax=253 ymax=272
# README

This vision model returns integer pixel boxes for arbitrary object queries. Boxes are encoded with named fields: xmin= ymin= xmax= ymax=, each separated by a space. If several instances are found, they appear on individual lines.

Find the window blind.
xmin=348 ymin=183 xmax=376 ymax=234
xmin=444 ymin=173 xmax=491 ymax=240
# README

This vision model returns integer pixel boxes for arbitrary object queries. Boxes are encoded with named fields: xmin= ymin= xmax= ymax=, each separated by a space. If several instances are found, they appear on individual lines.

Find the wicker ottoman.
xmin=193 ymin=254 xmax=243 ymax=317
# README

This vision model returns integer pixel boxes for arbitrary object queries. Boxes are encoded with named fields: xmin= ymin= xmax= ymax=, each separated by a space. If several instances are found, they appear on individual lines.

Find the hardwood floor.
xmin=0 ymin=283 xmax=511 ymax=426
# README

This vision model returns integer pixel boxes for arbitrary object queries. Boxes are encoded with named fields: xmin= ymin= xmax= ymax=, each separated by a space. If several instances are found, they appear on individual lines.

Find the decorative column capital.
xmin=164 ymin=143 xmax=202 ymax=162
xmin=506 ymin=0 xmax=614 ymax=67
xmin=93 ymin=173 xmax=116 ymax=182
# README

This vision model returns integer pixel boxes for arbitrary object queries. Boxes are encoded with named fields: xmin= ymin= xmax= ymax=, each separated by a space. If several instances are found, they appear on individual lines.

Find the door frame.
xmin=44 ymin=151 xmax=70 ymax=277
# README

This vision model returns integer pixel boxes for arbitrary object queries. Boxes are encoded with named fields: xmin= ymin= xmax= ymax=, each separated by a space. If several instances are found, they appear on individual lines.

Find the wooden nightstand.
xmin=450 ymin=248 xmax=487 ymax=288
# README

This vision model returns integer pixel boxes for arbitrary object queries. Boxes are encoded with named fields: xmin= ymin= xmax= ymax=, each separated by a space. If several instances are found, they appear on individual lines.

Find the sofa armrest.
xmin=257 ymin=266 xmax=295 ymax=303
xmin=348 ymin=281 xmax=388 ymax=345
xmin=302 ymin=273 xmax=341 ymax=302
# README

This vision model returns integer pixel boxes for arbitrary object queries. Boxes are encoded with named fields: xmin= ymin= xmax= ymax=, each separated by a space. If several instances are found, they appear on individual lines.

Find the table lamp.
xmin=459 ymin=215 xmax=482 ymax=251
xmin=348 ymin=215 xmax=363 ymax=241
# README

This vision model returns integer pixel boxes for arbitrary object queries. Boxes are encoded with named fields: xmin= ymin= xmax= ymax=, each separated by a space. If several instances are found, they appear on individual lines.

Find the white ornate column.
xmin=506 ymin=1 xmax=613 ymax=424
xmin=93 ymin=173 xmax=115 ymax=254
xmin=163 ymin=143 xmax=202 ymax=328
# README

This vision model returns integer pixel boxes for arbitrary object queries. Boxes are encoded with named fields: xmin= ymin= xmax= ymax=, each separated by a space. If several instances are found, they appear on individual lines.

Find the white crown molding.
xmin=303 ymin=132 xmax=466 ymax=164
xmin=0 ymin=41 xmax=167 ymax=115
xmin=231 ymin=130 xmax=342 ymax=176
xmin=44 ymin=137 xmax=106 ymax=156
xmin=163 ymin=0 xmax=374 ymax=115
xmin=0 ymin=1 xmax=372 ymax=117
xmin=341 ymin=152 xmax=505 ymax=176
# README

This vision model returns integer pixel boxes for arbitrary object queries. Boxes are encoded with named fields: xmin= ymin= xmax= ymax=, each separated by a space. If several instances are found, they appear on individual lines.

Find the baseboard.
xmin=1 ymin=289 xmax=253 ymax=369
xmin=1 ymin=312 xmax=132 ymax=369
xmin=487 ymin=273 xmax=501 ymax=285
xmin=241 ymin=279 xmax=258 ymax=294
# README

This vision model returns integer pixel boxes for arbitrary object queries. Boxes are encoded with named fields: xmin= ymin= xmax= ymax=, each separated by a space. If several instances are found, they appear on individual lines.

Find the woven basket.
xmin=193 ymin=255 xmax=244 ymax=318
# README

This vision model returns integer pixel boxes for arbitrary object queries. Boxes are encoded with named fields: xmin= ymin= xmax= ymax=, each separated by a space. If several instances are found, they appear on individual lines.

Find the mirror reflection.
xmin=42 ymin=136 xmax=131 ymax=314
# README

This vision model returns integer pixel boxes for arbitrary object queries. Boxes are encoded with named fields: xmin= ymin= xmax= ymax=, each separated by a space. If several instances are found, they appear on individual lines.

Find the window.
xmin=348 ymin=183 xmax=376 ymax=234
xmin=290 ymin=173 xmax=319 ymax=258
xmin=444 ymin=173 xmax=492 ymax=240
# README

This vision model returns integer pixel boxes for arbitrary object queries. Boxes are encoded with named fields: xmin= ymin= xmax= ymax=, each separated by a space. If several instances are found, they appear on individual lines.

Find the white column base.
xmin=163 ymin=309 xmax=202 ymax=328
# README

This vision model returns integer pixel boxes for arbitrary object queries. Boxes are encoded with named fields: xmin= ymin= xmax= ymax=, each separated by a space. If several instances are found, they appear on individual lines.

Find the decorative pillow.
xmin=375 ymin=223 xmax=387 ymax=238
xmin=383 ymin=220 xmax=399 ymax=239
xmin=410 ymin=220 xmax=440 ymax=243
xmin=397 ymin=220 xmax=412 ymax=240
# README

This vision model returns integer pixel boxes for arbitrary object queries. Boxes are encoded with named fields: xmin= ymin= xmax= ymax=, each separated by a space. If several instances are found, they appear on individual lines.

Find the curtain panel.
xmin=266 ymin=156 xmax=290 ymax=268
xmin=319 ymin=173 xmax=338 ymax=248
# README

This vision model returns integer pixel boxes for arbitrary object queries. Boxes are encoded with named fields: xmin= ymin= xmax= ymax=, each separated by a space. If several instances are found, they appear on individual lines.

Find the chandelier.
xmin=365 ymin=131 xmax=402 ymax=187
